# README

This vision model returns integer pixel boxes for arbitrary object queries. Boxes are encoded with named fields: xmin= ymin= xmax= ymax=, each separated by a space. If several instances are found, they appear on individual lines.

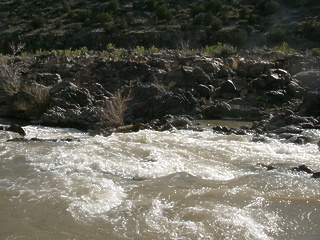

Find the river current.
xmin=1 ymin=122 xmax=320 ymax=240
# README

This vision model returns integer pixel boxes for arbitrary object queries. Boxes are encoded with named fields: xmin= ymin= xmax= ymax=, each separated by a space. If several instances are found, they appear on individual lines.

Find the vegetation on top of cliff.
xmin=0 ymin=0 xmax=319 ymax=53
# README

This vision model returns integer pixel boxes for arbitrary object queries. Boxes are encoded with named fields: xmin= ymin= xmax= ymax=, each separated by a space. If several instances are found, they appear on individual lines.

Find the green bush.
xmin=248 ymin=14 xmax=259 ymax=25
xmin=145 ymin=0 xmax=157 ymax=10
xmin=239 ymin=7 xmax=249 ymax=20
xmin=103 ymin=22 xmax=115 ymax=34
xmin=156 ymin=6 xmax=173 ymax=22
xmin=190 ymin=4 xmax=206 ymax=17
xmin=13 ymin=0 xmax=24 ymax=6
xmin=67 ymin=10 xmax=76 ymax=18
xmin=203 ymin=42 xmax=236 ymax=57
xmin=258 ymin=0 xmax=279 ymax=15
xmin=220 ymin=7 xmax=229 ymax=23
xmin=95 ymin=13 xmax=113 ymax=24
xmin=203 ymin=12 xmax=215 ymax=26
xmin=193 ymin=13 xmax=205 ymax=25
xmin=206 ymin=0 xmax=223 ymax=14
xmin=55 ymin=21 xmax=63 ymax=29
xmin=31 ymin=15 xmax=45 ymax=29
xmin=133 ymin=0 xmax=144 ymax=10
xmin=61 ymin=1 xmax=71 ymax=13
xmin=273 ymin=42 xmax=296 ymax=54
xmin=267 ymin=28 xmax=286 ymax=44
xmin=309 ymin=48 xmax=320 ymax=56
xmin=180 ymin=21 xmax=192 ymax=31
xmin=265 ymin=0 xmax=279 ymax=15
xmin=107 ymin=0 xmax=120 ymax=13
xmin=125 ymin=12 xmax=135 ymax=25
xmin=117 ymin=18 xmax=128 ymax=30
xmin=230 ymin=28 xmax=248 ymax=47
xmin=210 ymin=17 xmax=222 ymax=31
xmin=174 ymin=4 xmax=182 ymax=13
xmin=71 ymin=23 xmax=82 ymax=32
xmin=8 ymin=14 xmax=19 ymax=25
xmin=83 ymin=18 xmax=92 ymax=27
xmin=302 ymin=19 xmax=320 ymax=42
xmin=76 ymin=9 xmax=92 ymax=22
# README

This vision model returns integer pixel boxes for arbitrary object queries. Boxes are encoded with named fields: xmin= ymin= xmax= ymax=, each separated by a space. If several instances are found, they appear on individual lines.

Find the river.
xmin=1 ymin=122 xmax=320 ymax=240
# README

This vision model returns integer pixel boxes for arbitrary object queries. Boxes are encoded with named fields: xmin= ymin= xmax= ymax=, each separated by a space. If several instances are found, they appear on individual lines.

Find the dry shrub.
xmin=99 ymin=89 xmax=131 ymax=127
xmin=0 ymin=56 xmax=22 ymax=94
xmin=11 ymin=83 xmax=50 ymax=119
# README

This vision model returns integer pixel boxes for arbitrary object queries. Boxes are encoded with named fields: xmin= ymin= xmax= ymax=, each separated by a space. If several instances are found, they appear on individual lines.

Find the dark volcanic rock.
xmin=39 ymin=81 xmax=100 ymax=129
xmin=293 ymin=71 xmax=320 ymax=91
xmin=0 ymin=51 xmax=318 ymax=132
xmin=253 ymin=69 xmax=292 ymax=93
xmin=299 ymin=91 xmax=320 ymax=117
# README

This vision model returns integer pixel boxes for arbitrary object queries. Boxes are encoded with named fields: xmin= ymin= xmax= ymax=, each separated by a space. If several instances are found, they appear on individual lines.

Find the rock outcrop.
xmin=0 ymin=51 xmax=318 ymax=132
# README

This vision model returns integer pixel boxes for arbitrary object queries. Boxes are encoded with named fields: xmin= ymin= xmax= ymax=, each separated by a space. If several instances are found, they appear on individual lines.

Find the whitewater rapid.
xmin=1 ymin=124 xmax=320 ymax=240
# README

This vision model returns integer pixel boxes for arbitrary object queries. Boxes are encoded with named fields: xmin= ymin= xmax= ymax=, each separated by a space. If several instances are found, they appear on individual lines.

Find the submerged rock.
xmin=311 ymin=172 xmax=320 ymax=178
xmin=291 ymin=164 xmax=314 ymax=174
xmin=7 ymin=137 xmax=78 ymax=142
xmin=0 ymin=124 xmax=26 ymax=136
xmin=113 ymin=123 xmax=153 ymax=133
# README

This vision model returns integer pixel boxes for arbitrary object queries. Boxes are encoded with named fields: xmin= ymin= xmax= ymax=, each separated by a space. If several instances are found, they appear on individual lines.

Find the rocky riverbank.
xmin=0 ymin=49 xmax=319 ymax=137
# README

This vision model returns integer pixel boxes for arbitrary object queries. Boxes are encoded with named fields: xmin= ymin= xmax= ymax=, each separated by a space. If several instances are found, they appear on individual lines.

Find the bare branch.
xmin=9 ymin=41 xmax=26 ymax=56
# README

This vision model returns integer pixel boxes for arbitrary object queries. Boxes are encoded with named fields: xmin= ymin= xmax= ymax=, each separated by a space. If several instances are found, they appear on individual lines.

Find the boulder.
xmin=237 ymin=59 xmax=274 ymax=78
xmin=203 ymin=98 xmax=263 ymax=121
xmin=195 ymin=84 xmax=213 ymax=99
xmin=253 ymin=69 xmax=292 ymax=92
xmin=193 ymin=67 xmax=210 ymax=85
xmin=220 ymin=79 xmax=239 ymax=98
xmin=49 ymin=81 xmax=93 ymax=108
xmin=159 ymin=114 xmax=193 ymax=128
xmin=293 ymin=70 xmax=320 ymax=91
xmin=165 ymin=66 xmax=194 ymax=88
xmin=299 ymin=91 xmax=320 ymax=116
xmin=150 ymin=90 xmax=198 ymax=119
xmin=36 ymin=73 xmax=62 ymax=86
xmin=6 ymin=124 xmax=26 ymax=136
xmin=39 ymin=82 xmax=100 ymax=129
xmin=202 ymin=101 xmax=231 ymax=119
xmin=198 ymin=59 xmax=223 ymax=75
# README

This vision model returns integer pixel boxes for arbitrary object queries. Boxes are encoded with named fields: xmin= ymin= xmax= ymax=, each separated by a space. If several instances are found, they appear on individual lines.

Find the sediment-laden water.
xmin=1 ymin=123 xmax=320 ymax=240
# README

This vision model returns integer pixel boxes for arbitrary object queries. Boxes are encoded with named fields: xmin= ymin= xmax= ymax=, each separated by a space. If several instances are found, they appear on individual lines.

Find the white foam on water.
xmin=1 ymin=125 xmax=320 ymax=239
